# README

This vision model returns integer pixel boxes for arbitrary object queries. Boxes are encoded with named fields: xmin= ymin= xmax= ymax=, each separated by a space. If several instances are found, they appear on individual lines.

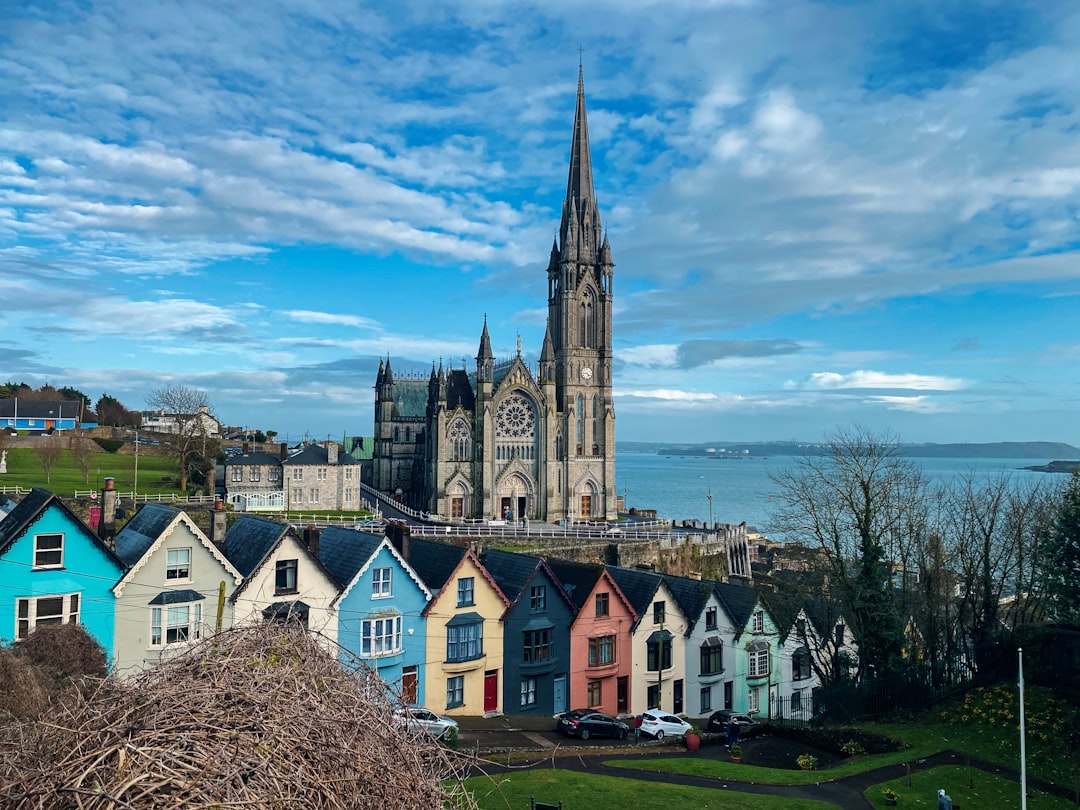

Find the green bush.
xmin=93 ymin=438 xmax=124 ymax=453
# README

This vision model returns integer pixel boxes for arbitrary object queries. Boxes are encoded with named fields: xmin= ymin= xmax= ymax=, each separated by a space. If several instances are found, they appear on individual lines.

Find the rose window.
xmin=496 ymin=394 xmax=535 ymax=438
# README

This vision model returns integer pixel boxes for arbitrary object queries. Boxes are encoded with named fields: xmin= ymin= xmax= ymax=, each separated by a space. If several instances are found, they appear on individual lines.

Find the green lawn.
xmin=867 ymin=765 xmax=1075 ymax=810
xmin=461 ymin=769 xmax=835 ymax=810
xmin=1 ymin=447 xmax=182 ymax=496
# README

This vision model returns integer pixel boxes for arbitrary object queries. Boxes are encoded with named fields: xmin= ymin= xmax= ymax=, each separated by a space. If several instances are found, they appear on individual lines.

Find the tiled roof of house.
xmin=663 ymin=574 xmax=717 ymax=631
xmin=316 ymin=526 xmax=383 ymax=589
xmin=0 ymin=398 xmax=81 ymax=419
xmin=281 ymin=444 xmax=359 ymax=466
xmin=0 ymin=487 xmax=123 ymax=568
xmin=403 ymin=537 xmax=466 ymax=592
xmin=607 ymin=566 xmax=662 ymax=618
xmin=114 ymin=503 xmax=182 ymax=566
xmin=546 ymin=558 xmax=604 ymax=609
xmin=714 ymin=580 xmax=760 ymax=633
xmin=475 ymin=547 xmax=541 ymax=603
xmin=224 ymin=515 xmax=289 ymax=577
xmin=225 ymin=452 xmax=281 ymax=467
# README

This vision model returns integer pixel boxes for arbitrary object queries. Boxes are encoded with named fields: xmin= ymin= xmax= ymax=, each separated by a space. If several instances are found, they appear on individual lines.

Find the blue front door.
xmin=553 ymin=675 xmax=567 ymax=714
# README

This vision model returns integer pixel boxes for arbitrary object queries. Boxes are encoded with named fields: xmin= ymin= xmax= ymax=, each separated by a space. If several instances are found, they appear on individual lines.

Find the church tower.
xmin=546 ymin=65 xmax=616 ymax=521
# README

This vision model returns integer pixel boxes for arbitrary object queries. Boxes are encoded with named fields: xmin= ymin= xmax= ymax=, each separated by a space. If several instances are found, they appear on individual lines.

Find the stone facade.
xmin=369 ymin=68 xmax=616 ymax=522
xmin=223 ymin=442 xmax=362 ymax=512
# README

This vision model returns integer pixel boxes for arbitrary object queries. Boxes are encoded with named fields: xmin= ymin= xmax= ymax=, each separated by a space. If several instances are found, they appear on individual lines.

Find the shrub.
xmin=840 ymin=739 xmax=866 ymax=756
xmin=796 ymin=753 xmax=818 ymax=770
xmin=0 ymin=648 xmax=49 ymax=718
xmin=15 ymin=623 xmax=107 ymax=691
xmin=93 ymin=438 xmax=124 ymax=453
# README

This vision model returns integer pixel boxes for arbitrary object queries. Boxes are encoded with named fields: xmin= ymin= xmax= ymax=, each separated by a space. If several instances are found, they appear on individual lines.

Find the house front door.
xmin=673 ymin=679 xmax=684 ymax=714
xmin=484 ymin=670 xmax=499 ymax=713
xmin=553 ymin=675 xmax=567 ymax=715
xmin=401 ymin=666 xmax=418 ymax=705
xmin=617 ymin=676 xmax=628 ymax=714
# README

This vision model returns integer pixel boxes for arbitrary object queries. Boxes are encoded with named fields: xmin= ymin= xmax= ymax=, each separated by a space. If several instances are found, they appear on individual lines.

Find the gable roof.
xmin=546 ymin=558 xmax=604 ymax=609
xmin=224 ymin=515 xmax=290 ymax=577
xmin=714 ymin=580 xmax=762 ymax=637
xmin=114 ymin=503 xmax=183 ymax=565
xmin=316 ymin=526 xmax=431 ymax=607
xmin=0 ymin=398 xmax=81 ymax=419
xmin=281 ymin=443 xmax=359 ymax=466
xmin=663 ymin=574 xmax=718 ymax=633
xmin=0 ymin=487 xmax=124 ymax=569
xmin=477 ymin=548 xmax=575 ymax=619
xmin=225 ymin=452 xmax=281 ymax=467
xmin=404 ymin=537 xmax=468 ymax=592
xmin=113 ymin=503 xmax=242 ymax=595
xmin=606 ymin=566 xmax=663 ymax=625
xmin=445 ymin=369 xmax=474 ymax=411
xmin=419 ymin=546 xmax=510 ymax=617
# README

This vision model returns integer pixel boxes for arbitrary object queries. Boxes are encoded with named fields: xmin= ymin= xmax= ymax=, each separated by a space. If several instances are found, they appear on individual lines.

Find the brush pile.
xmin=0 ymin=624 xmax=474 ymax=809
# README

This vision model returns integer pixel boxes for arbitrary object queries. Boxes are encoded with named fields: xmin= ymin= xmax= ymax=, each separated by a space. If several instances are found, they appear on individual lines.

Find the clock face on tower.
xmin=581 ymin=365 xmax=593 ymax=381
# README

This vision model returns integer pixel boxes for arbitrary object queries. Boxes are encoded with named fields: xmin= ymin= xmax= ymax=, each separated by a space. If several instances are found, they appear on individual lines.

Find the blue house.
xmin=478 ymin=548 xmax=576 ymax=718
xmin=0 ymin=488 xmax=125 ymax=657
xmin=0 ymin=398 xmax=83 ymax=432
xmin=317 ymin=526 xmax=432 ymax=705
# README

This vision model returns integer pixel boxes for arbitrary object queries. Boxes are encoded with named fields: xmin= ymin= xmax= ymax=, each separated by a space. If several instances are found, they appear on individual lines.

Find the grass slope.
xmin=1 ymin=447 xmax=182 ymax=496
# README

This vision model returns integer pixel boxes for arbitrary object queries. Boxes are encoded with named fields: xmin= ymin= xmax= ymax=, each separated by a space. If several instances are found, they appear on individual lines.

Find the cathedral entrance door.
xmin=580 ymin=494 xmax=592 ymax=519
xmin=517 ymin=496 xmax=526 ymax=519
xmin=500 ymin=497 xmax=512 ymax=521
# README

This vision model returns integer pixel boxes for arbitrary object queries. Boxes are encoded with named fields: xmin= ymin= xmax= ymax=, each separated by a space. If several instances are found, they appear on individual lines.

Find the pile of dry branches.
xmin=0 ymin=624 xmax=475 ymax=809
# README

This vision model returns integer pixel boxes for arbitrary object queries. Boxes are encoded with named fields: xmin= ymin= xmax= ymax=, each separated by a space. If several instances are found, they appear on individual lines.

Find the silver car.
xmin=395 ymin=705 xmax=459 ymax=740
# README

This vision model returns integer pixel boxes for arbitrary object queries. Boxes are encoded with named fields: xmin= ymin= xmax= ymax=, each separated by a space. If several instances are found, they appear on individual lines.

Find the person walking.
xmin=937 ymin=788 xmax=953 ymax=810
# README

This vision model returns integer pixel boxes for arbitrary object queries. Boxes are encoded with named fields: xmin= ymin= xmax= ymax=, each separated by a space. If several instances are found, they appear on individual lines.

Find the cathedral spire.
xmin=561 ymin=64 xmax=598 ymax=245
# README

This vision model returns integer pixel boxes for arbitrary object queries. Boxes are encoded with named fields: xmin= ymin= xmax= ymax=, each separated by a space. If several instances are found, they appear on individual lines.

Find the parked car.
xmin=351 ymin=519 xmax=385 ymax=531
xmin=557 ymin=709 xmax=629 ymax=741
xmin=638 ymin=710 xmax=692 ymax=739
xmin=394 ymin=705 xmax=458 ymax=740
xmin=705 ymin=710 xmax=760 ymax=734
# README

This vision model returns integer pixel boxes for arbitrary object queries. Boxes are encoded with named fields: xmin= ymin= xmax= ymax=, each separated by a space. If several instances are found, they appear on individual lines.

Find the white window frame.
xmin=372 ymin=567 xmax=392 ymax=598
xmin=446 ymin=676 xmax=464 ymax=709
xmin=166 ymin=547 xmax=191 ymax=581
xmin=317 ymin=467 xmax=327 ymax=481
xmin=520 ymin=677 xmax=537 ymax=707
xmin=16 ymin=593 xmax=80 ymax=639
xmin=249 ymin=468 xmax=260 ymax=482
xmin=32 ymin=533 xmax=64 ymax=569
xmin=149 ymin=602 xmax=203 ymax=648
xmin=752 ymin=610 xmax=764 ymax=633
xmin=269 ymin=468 xmax=281 ymax=482
xmin=748 ymin=643 xmax=770 ymax=677
xmin=748 ymin=687 xmax=760 ymax=713
xmin=292 ymin=468 xmax=303 ymax=481
xmin=231 ymin=467 xmax=243 ymax=482
xmin=309 ymin=488 xmax=319 ymax=503
xmin=361 ymin=615 xmax=403 ymax=656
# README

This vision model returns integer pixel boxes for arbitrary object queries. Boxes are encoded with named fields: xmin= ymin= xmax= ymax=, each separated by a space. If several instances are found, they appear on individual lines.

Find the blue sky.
xmin=2 ymin=0 xmax=1078 ymax=446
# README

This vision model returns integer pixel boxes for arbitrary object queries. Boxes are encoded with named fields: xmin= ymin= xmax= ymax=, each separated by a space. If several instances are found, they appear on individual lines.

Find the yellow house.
xmin=423 ymin=550 xmax=509 ymax=716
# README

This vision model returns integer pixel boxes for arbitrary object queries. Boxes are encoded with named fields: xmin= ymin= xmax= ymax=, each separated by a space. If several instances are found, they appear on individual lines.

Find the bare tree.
xmin=69 ymin=435 xmax=95 ymax=486
xmin=146 ymin=385 xmax=219 ymax=492
xmin=771 ymin=426 xmax=927 ymax=680
xmin=33 ymin=435 xmax=65 ymax=484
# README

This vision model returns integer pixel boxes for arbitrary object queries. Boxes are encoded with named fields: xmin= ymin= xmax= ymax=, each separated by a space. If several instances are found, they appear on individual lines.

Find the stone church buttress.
xmin=369 ymin=67 xmax=616 ymax=523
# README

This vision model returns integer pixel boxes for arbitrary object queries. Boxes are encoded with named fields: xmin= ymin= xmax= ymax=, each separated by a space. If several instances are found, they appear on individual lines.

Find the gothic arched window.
xmin=591 ymin=394 xmax=601 ymax=456
xmin=495 ymin=392 xmax=538 ymax=463
xmin=579 ymin=290 xmax=595 ymax=348
xmin=575 ymin=394 xmax=584 ymax=456
xmin=448 ymin=419 xmax=470 ymax=462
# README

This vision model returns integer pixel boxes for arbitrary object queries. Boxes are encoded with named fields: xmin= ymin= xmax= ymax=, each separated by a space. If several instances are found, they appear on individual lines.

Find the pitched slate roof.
xmin=316 ymin=526 xmax=384 ymax=590
xmin=403 ymin=537 xmax=467 ymax=592
xmin=714 ymin=580 xmax=761 ymax=636
xmin=446 ymin=369 xmax=475 ymax=411
xmin=390 ymin=379 xmax=428 ymax=419
xmin=281 ymin=444 xmax=359 ymax=466
xmin=607 ymin=566 xmax=663 ymax=622
xmin=663 ymin=574 xmax=717 ymax=632
xmin=224 ymin=515 xmax=289 ymax=577
xmin=0 ymin=487 xmax=124 ymax=567
xmin=225 ymin=452 xmax=281 ymax=467
xmin=475 ymin=547 xmax=541 ymax=602
xmin=0 ymin=398 xmax=81 ymax=419
xmin=114 ymin=503 xmax=182 ymax=566
xmin=546 ymin=558 xmax=605 ymax=610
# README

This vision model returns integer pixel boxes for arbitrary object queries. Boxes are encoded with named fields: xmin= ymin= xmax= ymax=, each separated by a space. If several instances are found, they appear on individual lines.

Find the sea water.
xmin=616 ymin=451 xmax=1055 ymax=537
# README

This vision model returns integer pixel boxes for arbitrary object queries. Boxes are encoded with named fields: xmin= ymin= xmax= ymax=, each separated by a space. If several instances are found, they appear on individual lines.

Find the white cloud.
xmin=799 ymin=371 xmax=967 ymax=391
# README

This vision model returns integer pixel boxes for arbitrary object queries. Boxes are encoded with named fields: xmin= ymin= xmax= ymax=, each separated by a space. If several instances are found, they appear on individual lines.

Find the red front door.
xmin=484 ymin=670 xmax=499 ymax=713
xmin=401 ymin=666 xmax=418 ymax=705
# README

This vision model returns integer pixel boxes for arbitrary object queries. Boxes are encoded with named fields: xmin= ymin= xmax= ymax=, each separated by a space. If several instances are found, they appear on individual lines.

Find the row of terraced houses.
xmin=0 ymin=486 xmax=857 ymax=722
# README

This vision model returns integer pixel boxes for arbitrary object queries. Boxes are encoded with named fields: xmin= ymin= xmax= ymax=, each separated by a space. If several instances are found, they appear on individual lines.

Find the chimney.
xmin=304 ymin=525 xmax=320 ymax=558
xmin=327 ymin=442 xmax=338 ymax=465
xmin=386 ymin=521 xmax=410 ymax=563
xmin=98 ymin=477 xmax=118 ymax=549
xmin=210 ymin=497 xmax=227 ymax=548
xmin=242 ymin=442 xmax=250 ymax=455
xmin=280 ymin=442 xmax=288 ymax=462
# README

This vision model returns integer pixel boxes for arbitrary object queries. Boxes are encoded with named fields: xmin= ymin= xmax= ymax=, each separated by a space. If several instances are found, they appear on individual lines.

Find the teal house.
xmin=0 ymin=488 xmax=125 ymax=657
xmin=716 ymin=582 xmax=781 ymax=718
xmin=317 ymin=526 xmax=431 ymax=705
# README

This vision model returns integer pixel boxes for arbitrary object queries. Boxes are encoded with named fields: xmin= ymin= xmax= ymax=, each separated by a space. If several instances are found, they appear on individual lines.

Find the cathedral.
xmin=369 ymin=67 xmax=616 ymax=523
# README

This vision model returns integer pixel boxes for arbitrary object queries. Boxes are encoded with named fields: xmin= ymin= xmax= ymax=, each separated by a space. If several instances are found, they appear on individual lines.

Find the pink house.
xmin=551 ymin=561 xmax=637 ymax=717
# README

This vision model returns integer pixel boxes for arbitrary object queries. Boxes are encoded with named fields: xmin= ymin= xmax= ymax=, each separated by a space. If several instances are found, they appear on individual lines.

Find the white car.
xmin=638 ymin=710 xmax=692 ymax=739
xmin=395 ymin=705 xmax=458 ymax=741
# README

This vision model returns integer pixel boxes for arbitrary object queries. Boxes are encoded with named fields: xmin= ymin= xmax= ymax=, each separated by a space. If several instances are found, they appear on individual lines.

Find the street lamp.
xmin=707 ymin=488 xmax=713 ymax=528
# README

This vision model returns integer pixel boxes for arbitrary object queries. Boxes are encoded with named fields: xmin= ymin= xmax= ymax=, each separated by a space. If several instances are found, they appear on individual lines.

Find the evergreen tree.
xmin=1049 ymin=471 xmax=1080 ymax=624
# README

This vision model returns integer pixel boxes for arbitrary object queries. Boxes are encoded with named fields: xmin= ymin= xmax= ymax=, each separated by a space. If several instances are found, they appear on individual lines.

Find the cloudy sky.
xmin=3 ymin=0 xmax=1079 ymax=446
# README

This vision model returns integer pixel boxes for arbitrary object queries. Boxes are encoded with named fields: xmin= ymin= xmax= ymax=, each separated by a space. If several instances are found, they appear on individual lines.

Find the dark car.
xmin=557 ymin=709 xmax=629 ymax=741
xmin=706 ymin=709 xmax=760 ymax=734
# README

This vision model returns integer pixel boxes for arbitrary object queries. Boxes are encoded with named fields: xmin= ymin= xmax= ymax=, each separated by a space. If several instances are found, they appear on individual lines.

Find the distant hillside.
xmin=618 ymin=441 xmax=1080 ymax=459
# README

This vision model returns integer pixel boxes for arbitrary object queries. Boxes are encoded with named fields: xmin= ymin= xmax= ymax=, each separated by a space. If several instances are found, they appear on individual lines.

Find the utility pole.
xmin=707 ymin=488 xmax=713 ymax=527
